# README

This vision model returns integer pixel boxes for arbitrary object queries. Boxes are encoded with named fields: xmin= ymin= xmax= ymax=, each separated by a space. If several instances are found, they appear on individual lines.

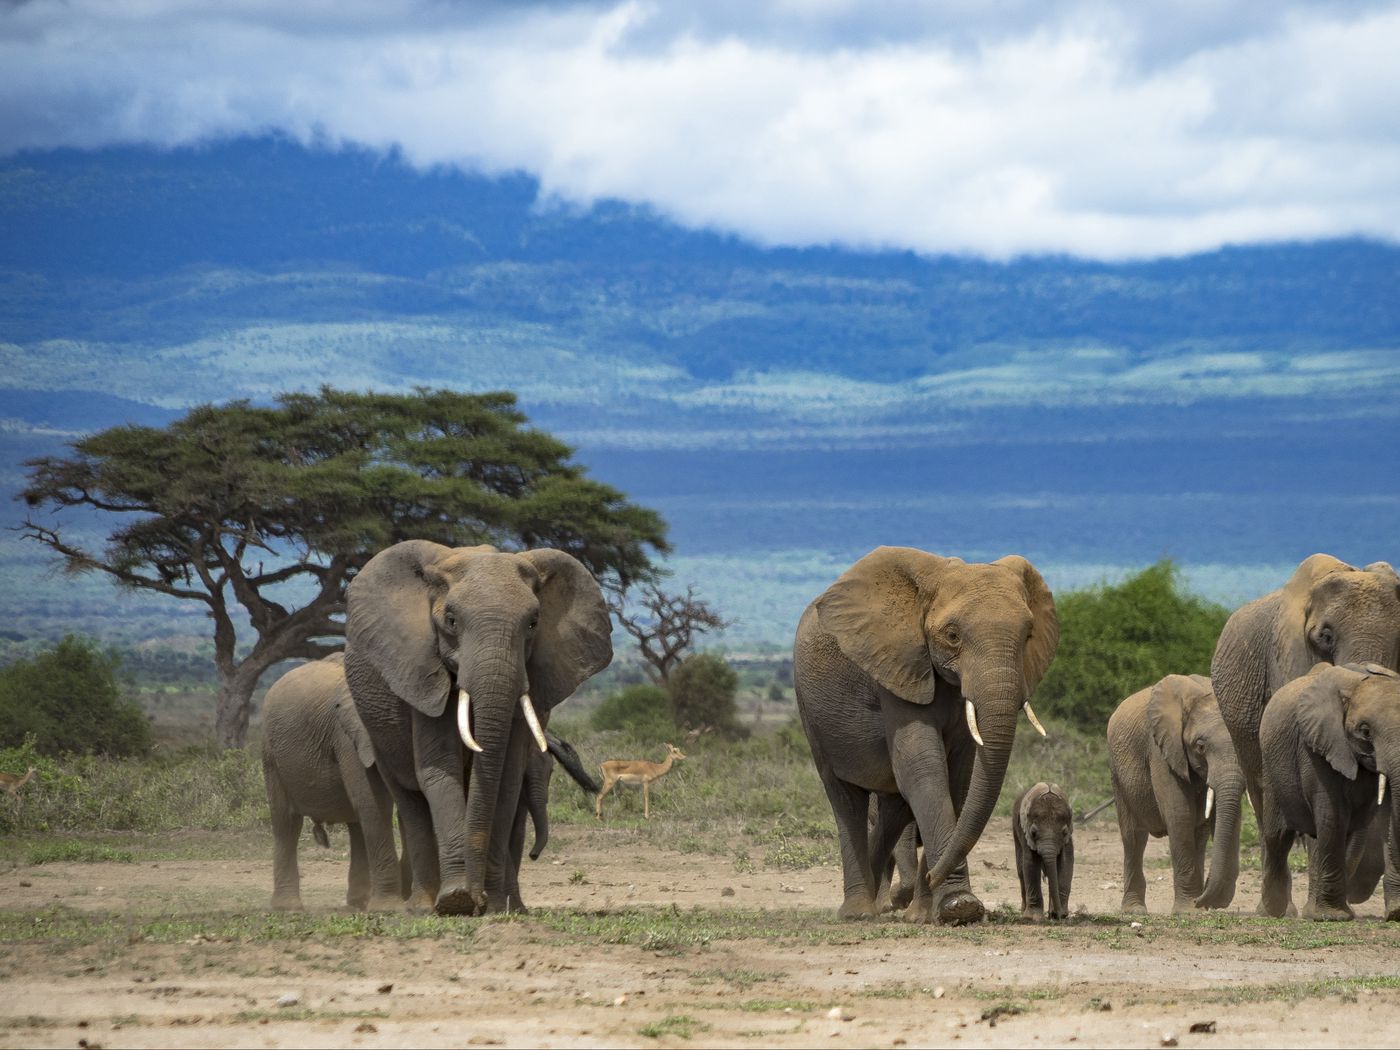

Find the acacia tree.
xmin=609 ymin=584 xmax=731 ymax=684
xmin=20 ymin=388 xmax=668 ymax=748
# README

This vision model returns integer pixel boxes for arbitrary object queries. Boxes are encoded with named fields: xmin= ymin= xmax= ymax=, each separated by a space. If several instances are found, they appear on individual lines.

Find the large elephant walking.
xmin=344 ymin=540 xmax=612 ymax=916
xmin=794 ymin=547 xmax=1058 ymax=923
xmin=1211 ymin=554 xmax=1400 ymax=914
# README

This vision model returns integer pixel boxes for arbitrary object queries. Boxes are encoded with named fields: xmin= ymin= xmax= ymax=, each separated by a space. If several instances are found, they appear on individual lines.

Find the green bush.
xmin=0 ymin=635 xmax=152 ymax=756
xmin=1034 ymin=560 xmax=1230 ymax=732
xmin=668 ymin=652 xmax=745 ymax=739
xmin=590 ymin=684 xmax=676 ymax=737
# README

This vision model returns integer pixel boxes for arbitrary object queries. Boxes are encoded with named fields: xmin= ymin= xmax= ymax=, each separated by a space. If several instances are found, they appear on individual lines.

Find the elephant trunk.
xmin=461 ymin=664 xmax=524 ymax=909
xmin=925 ymin=673 xmax=1021 ymax=897
xmin=526 ymin=758 xmax=553 ymax=861
xmin=1041 ymin=843 xmax=1063 ymax=918
xmin=1197 ymin=766 xmax=1245 ymax=909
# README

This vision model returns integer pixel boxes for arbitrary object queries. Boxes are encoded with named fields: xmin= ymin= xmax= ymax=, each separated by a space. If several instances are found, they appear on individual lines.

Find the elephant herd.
xmin=259 ymin=540 xmax=1400 ymax=927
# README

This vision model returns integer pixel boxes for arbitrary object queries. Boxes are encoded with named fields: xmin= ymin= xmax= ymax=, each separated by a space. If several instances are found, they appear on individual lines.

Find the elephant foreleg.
xmin=1258 ymin=791 xmax=1297 ymax=918
xmin=337 ymin=750 xmax=405 ymax=911
xmin=1057 ymin=838 xmax=1075 ymax=918
xmin=347 ymin=824 xmax=371 ymax=910
xmin=814 ymin=759 xmax=877 ymax=920
xmin=1345 ymin=810 xmax=1386 ymax=904
xmin=1016 ymin=832 xmax=1043 ymax=920
xmin=1303 ymin=810 xmax=1355 ymax=921
xmin=385 ymin=781 xmax=439 ymax=910
xmin=868 ymin=794 xmax=912 ymax=913
xmin=1116 ymin=805 xmax=1149 ymax=914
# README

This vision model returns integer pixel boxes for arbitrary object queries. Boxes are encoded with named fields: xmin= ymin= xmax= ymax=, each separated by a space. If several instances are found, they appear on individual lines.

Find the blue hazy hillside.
xmin=2 ymin=137 xmax=1397 ymax=647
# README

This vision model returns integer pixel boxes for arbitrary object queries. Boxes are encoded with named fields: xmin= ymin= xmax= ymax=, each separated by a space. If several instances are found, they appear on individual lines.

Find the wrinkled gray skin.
xmin=794 ymin=547 xmax=1059 ymax=924
xmin=1259 ymin=663 xmax=1400 ymax=921
xmin=1212 ymin=555 xmax=1400 ymax=915
xmin=261 ymin=654 xmax=404 ymax=912
xmin=870 ymin=797 xmax=920 ymax=912
xmin=345 ymin=541 xmax=612 ymax=916
xmin=1012 ymin=782 xmax=1074 ymax=921
xmin=1107 ymin=675 xmax=1244 ymax=914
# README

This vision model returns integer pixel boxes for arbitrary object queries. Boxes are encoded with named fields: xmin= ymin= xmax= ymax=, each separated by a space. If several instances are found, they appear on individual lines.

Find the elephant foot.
xmin=1171 ymin=898 xmax=1200 ymax=916
xmin=837 ymin=895 xmax=877 ymax=921
xmin=366 ymin=893 xmax=407 ymax=913
xmin=270 ymin=895 xmax=304 ymax=912
xmin=1021 ymin=906 xmax=1045 ymax=923
xmin=405 ymin=888 xmax=436 ymax=912
xmin=1385 ymin=905 xmax=1400 ymax=922
xmin=902 ymin=897 xmax=934 ymax=924
xmin=1255 ymin=896 xmax=1295 ymax=918
xmin=889 ymin=883 xmax=915 ymax=911
xmin=347 ymin=896 xmax=369 ymax=911
xmin=1194 ymin=886 xmax=1236 ymax=911
xmin=937 ymin=891 xmax=986 ymax=926
xmin=434 ymin=885 xmax=481 ymax=916
xmin=1120 ymin=899 xmax=1147 ymax=916
xmin=1301 ymin=899 xmax=1354 ymax=922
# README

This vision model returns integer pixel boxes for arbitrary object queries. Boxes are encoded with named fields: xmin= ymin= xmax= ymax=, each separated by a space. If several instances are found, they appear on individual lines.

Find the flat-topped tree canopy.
xmin=19 ymin=386 xmax=669 ymax=748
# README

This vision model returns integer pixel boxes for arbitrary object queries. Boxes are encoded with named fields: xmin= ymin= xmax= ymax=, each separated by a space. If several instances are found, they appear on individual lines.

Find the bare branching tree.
xmin=609 ymin=584 xmax=732 ymax=684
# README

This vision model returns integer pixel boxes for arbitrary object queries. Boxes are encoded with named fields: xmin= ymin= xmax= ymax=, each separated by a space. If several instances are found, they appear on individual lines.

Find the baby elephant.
xmin=1013 ymin=782 xmax=1074 ymax=920
xmin=1107 ymin=674 xmax=1243 ymax=914
xmin=1260 ymin=662 xmax=1400 ymax=921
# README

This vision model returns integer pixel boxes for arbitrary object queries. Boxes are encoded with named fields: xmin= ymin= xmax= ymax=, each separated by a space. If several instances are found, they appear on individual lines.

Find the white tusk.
xmin=965 ymin=700 xmax=984 ymax=748
xmin=457 ymin=689 xmax=483 ymax=754
xmin=520 ymin=692 xmax=548 ymax=752
xmin=1380 ymin=773 xmax=1388 ymax=807
xmin=1205 ymin=787 xmax=1215 ymax=820
xmin=1023 ymin=701 xmax=1047 ymax=738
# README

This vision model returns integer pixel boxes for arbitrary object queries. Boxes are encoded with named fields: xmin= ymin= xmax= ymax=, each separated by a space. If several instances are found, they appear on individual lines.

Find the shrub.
xmin=1034 ymin=561 xmax=1230 ymax=732
xmin=0 ymin=635 xmax=152 ymax=756
xmin=667 ymin=652 xmax=745 ymax=739
xmin=590 ymin=684 xmax=676 ymax=737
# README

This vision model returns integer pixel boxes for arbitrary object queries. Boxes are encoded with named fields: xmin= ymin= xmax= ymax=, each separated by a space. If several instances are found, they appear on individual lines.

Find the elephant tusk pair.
xmin=963 ymin=700 xmax=1049 ymax=747
xmin=456 ymin=688 xmax=548 ymax=754
xmin=1205 ymin=787 xmax=1215 ymax=820
xmin=1380 ymin=773 xmax=1389 ymax=807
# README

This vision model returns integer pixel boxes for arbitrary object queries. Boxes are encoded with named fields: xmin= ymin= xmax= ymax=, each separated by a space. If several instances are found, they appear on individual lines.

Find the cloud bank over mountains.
xmin=4 ymin=0 xmax=1400 ymax=259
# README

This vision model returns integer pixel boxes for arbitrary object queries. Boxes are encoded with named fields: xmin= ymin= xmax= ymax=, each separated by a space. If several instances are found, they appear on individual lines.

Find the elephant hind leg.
xmin=264 ymin=763 xmax=305 ymax=912
xmin=816 ymin=767 xmax=877 ymax=921
xmin=346 ymin=823 xmax=371 ymax=911
xmin=1116 ymin=806 xmax=1149 ymax=914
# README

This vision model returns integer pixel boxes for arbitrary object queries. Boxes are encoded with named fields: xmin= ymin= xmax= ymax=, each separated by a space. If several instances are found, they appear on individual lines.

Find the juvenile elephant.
xmin=261 ymin=654 xmax=403 ymax=912
xmin=794 ymin=547 xmax=1058 ymax=924
xmin=1259 ymin=663 xmax=1400 ymax=921
xmin=1013 ymin=782 xmax=1074 ymax=921
xmin=345 ymin=541 xmax=612 ymax=916
xmin=1107 ymin=675 xmax=1244 ymax=914
xmin=1212 ymin=554 xmax=1400 ymax=915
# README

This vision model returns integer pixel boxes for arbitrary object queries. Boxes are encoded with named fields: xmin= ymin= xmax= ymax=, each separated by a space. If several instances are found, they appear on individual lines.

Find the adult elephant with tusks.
xmin=794 ymin=547 xmax=1058 ymax=924
xmin=345 ymin=540 xmax=612 ymax=916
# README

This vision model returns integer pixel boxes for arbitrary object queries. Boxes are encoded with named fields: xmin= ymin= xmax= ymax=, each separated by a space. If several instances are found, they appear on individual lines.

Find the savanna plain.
xmin=4 ymin=711 xmax=1400 ymax=1049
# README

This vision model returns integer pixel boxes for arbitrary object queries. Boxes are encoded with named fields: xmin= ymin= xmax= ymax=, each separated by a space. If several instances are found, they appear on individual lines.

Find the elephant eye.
xmin=527 ymin=617 xmax=539 ymax=633
xmin=942 ymin=624 xmax=961 ymax=646
xmin=1194 ymin=739 xmax=1207 ymax=753
xmin=1357 ymin=722 xmax=1372 ymax=741
xmin=444 ymin=611 xmax=457 ymax=631
xmin=1316 ymin=624 xmax=1335 ymax=652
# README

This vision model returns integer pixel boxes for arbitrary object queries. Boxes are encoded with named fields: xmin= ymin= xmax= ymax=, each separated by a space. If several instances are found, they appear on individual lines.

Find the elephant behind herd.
xmin=257 ymin=541 xmax=1399 ymax=924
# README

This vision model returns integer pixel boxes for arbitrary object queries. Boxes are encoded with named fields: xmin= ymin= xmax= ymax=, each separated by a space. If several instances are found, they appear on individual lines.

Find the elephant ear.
xmin=1295 ymin=664 xmax=1360 ymax=780
xmin=814 ymin=546 xmax=942 ymax=705
xmin=993 ymin=556 xmax=1059 ymax=692
xmin=519 ymin=549 xmax=613 ymax=709
xmin=1276 ymin=554 xmax=1354 ymax=680
xmin=1148 ymin=676 xmax=1192 ymax=780
xmin=346 ymin=539 xmax=456 ymax=717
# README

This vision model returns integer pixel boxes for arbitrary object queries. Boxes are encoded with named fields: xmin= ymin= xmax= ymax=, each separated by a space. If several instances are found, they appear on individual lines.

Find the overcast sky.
xmin=3 ymin=0 xmax=1400 ymax=259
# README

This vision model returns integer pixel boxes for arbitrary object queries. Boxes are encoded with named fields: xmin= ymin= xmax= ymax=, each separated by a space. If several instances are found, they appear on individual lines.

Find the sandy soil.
xmin=4 ymin=819 xmax=1400 ymax=1048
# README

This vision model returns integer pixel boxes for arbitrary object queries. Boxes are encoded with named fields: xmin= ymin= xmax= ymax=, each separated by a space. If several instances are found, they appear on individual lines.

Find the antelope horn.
xmin=1023 ymin=701 xmax=1047 ymax=738
xmin=965 ymin=700 xmax=984 ymax=748
xmin=1204 ymin=787 xmax=1215 ymax=820
xmin=520 ymin=692 xmax=548 ymax=753
xmin=1380 ymin=773 xmax=1388 ymax=807
xmin=457 ymin=689 xmax=483 ymax=754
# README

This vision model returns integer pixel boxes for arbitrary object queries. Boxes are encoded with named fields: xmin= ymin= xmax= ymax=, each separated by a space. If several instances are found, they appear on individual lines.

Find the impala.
xmin=595 ymin=744 xmax=686 ymax=820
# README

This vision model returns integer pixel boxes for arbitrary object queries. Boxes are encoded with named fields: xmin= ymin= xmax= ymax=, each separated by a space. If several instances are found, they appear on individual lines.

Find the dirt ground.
xmin=4 ymin=819 xmax=1400 ymax=1048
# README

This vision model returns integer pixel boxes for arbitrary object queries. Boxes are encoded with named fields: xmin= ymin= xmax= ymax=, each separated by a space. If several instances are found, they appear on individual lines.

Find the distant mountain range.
xmin=2 ymin=137 xmax=1397 ymax=649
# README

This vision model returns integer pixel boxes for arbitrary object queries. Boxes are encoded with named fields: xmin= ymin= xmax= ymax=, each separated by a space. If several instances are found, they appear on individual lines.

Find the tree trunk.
xmin=214 ymin=667 xmax=265 ymax=749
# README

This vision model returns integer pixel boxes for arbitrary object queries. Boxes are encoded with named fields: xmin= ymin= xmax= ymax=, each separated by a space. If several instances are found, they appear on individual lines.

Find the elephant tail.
xmin=312 ymin=821 xmax=330 ymax=849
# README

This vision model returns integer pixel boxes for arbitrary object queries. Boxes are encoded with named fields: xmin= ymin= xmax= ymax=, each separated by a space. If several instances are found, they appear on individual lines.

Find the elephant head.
xmin=1296 ymin=662 xmax=1400 ymax=812
xmin=1277 ymin=556 xmax=1400 ymax=683
xmin=815 ymin=546 xmax=1059 ymax=895
xmin=1018 ymin=782 xmax=1072 ymax=917
xmin=1148 ymin=674 xmax=1243 ymax=908
xmin=346 ymin=539 xmax=612 ymax=909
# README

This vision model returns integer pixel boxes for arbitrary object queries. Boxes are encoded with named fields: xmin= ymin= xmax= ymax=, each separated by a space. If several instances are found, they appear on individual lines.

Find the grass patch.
xmin=233 ymin=1008 xmax=390 ymax=1023
xmin=26 ymin=840 xmax=134 ymax=864
xmin=738 ymin=999 xmax=817 ymax=1013
xmin=640 ymin=1014 xmax=710 ymax=1039
xmin=690 ymin=967 xmax=785 ymax=990
xmin=1203 ymin=974 xmax=1400 ymax=1006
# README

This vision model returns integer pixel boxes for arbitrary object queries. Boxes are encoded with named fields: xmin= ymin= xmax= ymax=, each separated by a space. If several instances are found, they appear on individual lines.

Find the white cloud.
xmin=3 ymin=1 xmax=1400 ymax=258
